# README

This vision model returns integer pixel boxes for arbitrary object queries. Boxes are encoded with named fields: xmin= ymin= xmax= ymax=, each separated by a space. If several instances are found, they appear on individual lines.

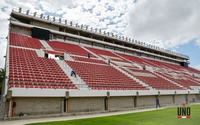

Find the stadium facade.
xmin=1 ymin=8 xmax=200 ymax=119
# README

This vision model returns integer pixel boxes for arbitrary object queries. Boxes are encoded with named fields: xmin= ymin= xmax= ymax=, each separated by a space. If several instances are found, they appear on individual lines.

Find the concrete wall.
xmin=11 ymin=25 xmax=31 ymax=36
xmin=137 ymin=96 xmax=155 ymax=108
xmin=159 ymin=95 xmax=173 ymax=106
xmin=14 ymin=97 xmax=62 ymax=116
xmin=10 ymin=94 xmax=198 ymax=116
xmin=109 ymin=96 xmax=134 ymax=110
xmin=188 ymin=94 xmax=197 ymax=102
xmin=174 ymin=95 xmax=186 ymax=105
xmin=69 ymin=97 xmax=104 ymax=113
xmin=195 ymin=94 xmax=200 ymax=102
xmin=32 ymin=21 xmax=59 ymax=31
xmin=174 ymin=94 xmax=198 ymax=105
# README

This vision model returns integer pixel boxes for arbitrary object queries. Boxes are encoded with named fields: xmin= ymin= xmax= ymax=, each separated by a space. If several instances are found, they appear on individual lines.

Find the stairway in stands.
xmin=39 ymin=40 xmax=53 ymax=50
xmin=56 ymin=60 xmax=89 ymax=90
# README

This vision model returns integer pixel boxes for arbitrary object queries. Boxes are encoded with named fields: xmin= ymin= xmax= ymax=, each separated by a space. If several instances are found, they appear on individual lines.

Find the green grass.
xmin=27 ymin=104 xmax=200 ymax=125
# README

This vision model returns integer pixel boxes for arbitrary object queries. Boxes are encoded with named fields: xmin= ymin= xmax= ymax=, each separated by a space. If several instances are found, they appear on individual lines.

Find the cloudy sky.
xmin=0 ymin=0 xmax=200 ymax=70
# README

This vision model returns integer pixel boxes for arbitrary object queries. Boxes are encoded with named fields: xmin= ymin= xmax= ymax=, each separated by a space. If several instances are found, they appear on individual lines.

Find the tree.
xmin=0 ymin=68 xmax=5 ymax=95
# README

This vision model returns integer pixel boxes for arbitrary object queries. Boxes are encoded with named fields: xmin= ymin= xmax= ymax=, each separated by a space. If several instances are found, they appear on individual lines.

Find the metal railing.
xmin=8 ymin=79 xmax=191 ymax=90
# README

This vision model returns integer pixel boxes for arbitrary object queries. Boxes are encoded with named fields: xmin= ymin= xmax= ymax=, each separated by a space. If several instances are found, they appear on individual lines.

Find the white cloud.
xmin=126 ymin=0 xmax=200 ymax=49
xmin=0 ymin=0 xmax=130 ymax=68
xmin=39 ymin=0 xmax=74 ymax=13
xmin=0 ymin=0 xmax=200 ymax=68
xmin=60 ymin=0 xmax=130 ymax=35
xmin=0 ymin=40 xmax=7 ymax=68
xmin=0 ymin=6 xmax=9 ymax=68
xmin=196 ymin=38 xmax=200 ymax=47
xmin=193 ymin=64 xmax=200 ymax=71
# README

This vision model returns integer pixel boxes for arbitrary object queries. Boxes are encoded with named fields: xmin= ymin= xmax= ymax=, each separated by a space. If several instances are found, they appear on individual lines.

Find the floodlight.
xmin=40 ymin=14 xmax=43 ymax=18
xmin=19 ymin=7 xmax=22 ymax=13
xmin=26 ymin=10 xmax=29 ymax=15
xmin=34 ymin=12 xmax=36 ymax=17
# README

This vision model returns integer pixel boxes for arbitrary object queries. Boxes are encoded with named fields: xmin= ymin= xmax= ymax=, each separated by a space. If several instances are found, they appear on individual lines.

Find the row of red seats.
xmin=71 ymin=56 xmax=106 ymax=64
xmin=47 ymin=41 xmax=95 ymax=57
xmin=9 ymin=81 xmax=76 ymax=89
xmin=9 ymin=47 xmax=76 ymax=89
xmin=124 ymin=68 xmax=184 ymax=90
xmin=9 ymin=33 xmax=200 ymax=91
xmin=86 ymin=47 xmax=129 ymax=62
xmin=157 ymin=72 xmax=200 ymax=89
xmin=66 ymin=60 xmax=148 ymax=90
xmin=10 ymin=33 xmax=44 ymax=49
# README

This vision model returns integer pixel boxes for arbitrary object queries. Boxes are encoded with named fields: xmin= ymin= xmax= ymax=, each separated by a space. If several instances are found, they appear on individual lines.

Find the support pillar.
xmin=66 ymin=98 xmax=70 ymax=113
xmin=134 ymin=96 xmax=138 ymax=108
xmin=65 ymin=91 xmax=70 ymax=113
xmin=172 ymin=95 xmax=175 ymax=104
xmin=106 ymin=92 xmax=110 ymax=111
xmin=9 ymin=98 xmax=16 ymax=117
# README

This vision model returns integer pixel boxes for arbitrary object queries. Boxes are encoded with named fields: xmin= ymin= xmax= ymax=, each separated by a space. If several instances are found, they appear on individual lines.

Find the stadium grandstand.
xmin=1 ymin=8 xmax=200 ymax=119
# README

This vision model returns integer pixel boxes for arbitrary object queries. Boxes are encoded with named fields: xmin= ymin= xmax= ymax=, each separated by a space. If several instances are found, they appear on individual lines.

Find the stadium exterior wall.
xmin=188 ymin=94 xmax=197 ymax=102
xmin=159 ymin=95 xmax=174 ymax=106
xmin=109 ymin=96 xmax=134 ymax=110
xmin=10 ymin=94 xmax=200 ymax=117
xmin=69 ymin=97 xmax=104 ymax=113
xmin=14 ymin=97 xmax=62 ymax=116
xmin=32 ymin=20 xmax=59 ymax=31
xmin=137 ymin=96 xmax=155 ymax=107
xmin=10 ymin=25 xmax=32 ymax=36
xmin=174 ymin=95 xmax=186 ymax=104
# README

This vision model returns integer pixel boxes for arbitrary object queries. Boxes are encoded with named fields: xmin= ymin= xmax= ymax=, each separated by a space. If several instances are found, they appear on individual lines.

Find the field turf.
xmin=27 ymin=104 xmax=200 ymax=125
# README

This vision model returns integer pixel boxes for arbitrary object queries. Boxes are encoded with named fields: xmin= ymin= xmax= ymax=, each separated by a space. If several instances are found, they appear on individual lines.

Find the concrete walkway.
xmin=0 ymin=107 xmax=165 ymax=125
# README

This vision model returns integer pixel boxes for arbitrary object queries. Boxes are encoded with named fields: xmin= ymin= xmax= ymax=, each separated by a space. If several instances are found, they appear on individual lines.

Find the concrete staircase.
xmin=151 ymin=71 xmax=186 ymax=89
xmin=39 ymin=40 xmax=53 ymax=50
xmin=35 ymin=49 xmax=45 ymax=57
xmin=80 ymin=46 xmax=102 ymax=59
xmin=64 ymin=53 xmax=74 ymax=61
xmin=133 ymin=63 xmax=143 ymax=70
xmin=110 ymin=63 xmax=152 ymax=90
xmin=80 ymin=46 xmax=152 ymax=90
xmin=81 ymin=46 xmax=111 ymax=65
xmin=55 ymin=60 xmax=89 ymax=90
